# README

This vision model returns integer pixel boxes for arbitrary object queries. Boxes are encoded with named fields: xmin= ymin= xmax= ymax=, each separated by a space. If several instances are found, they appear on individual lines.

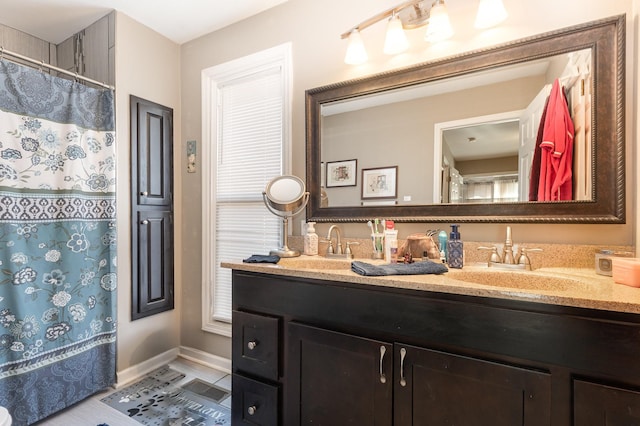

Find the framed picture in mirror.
xmin=326 ymin=159 xmax=357 ymax=187
xmin=362 ymin=166 xmax=397 ymax=199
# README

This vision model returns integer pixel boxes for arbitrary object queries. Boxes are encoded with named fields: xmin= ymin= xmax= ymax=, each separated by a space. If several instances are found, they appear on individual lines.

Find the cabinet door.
xmin=131 ymin=96 xmax=174 ymax=207
xmin=287 ymin=323 xmax=392 ymax=426
xmin=131 ymin=210 xmax=174 ymax=319
xmin=574 ymin=380 xmax=640 ymax=425
xmin=394 ymin=344 xmax=551 ymax=426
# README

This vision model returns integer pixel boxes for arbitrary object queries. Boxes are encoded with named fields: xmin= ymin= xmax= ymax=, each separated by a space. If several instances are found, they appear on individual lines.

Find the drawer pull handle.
xmin=141 ymin=220 xmax=149 ymax=225
xmin=247 ymin=340 xmax=257 ymax=350
xmin=141 ymin=191 xmax=148 ymax=196
xmin=379 ymin=345 xmax=387 ymax=383
xmin=247 ymin=405 xmax=257 ymax=416
xmin=399 ymin=347 xmax=407 ymax=387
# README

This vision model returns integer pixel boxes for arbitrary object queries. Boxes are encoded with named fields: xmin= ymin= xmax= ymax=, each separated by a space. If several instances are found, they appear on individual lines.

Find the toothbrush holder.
xmin=372 ymin=233 xmax=384 ymax=259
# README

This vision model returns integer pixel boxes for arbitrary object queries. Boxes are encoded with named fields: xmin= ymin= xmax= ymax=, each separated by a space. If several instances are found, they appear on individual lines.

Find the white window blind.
xmin=202 ymin=43 xmax=291 ymax=333
xmin=213 ymin=69 xmax=283 ymax=322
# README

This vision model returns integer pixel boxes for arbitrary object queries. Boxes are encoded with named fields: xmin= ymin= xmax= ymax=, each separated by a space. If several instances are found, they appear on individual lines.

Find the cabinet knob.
xmin=247 ymin=405 xmax=257 ymax=416
xmin=247 ymin=340 xmax=257 ymax=350
xmin=141 ymin=220 xmax=149 ymax=225
xmin=141 ymin=191 xmax=148 ymax=196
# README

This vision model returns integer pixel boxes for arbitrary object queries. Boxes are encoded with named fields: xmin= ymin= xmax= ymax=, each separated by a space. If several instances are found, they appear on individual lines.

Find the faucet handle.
xmin=325 ymin=240 xmax=335 ymax=255
xmin=345 ymin=241 xmax=360 ymax=258
xmin=517 ymin=247 xmax=543 ymax=269
xmin=478 ymin=246 xmax=501 ymax=265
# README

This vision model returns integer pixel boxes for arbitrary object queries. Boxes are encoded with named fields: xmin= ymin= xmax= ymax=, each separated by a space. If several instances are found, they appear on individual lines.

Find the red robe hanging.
xmin=537 ymin=79 xmax=574 ymax=201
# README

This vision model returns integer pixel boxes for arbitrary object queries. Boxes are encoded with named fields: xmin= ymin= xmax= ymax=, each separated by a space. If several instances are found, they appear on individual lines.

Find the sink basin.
xmin=449 ymin=269 xmax=586 ymax=291
xmin=277 ymin=257 xmax=352 ymax=270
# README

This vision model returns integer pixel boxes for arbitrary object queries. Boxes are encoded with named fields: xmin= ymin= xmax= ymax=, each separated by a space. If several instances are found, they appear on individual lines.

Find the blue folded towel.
xmin=243 ymin=254 xmax=281 ymax=264
xmin=351 ymin=260 xmax=448 ymax=276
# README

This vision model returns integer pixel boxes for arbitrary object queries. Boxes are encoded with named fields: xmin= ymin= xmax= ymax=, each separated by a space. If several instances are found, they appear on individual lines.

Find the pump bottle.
xmin=447 ymin=224 xmax=463 ymax=269
xmin=303 ymin=222 xmax=318 ymax=256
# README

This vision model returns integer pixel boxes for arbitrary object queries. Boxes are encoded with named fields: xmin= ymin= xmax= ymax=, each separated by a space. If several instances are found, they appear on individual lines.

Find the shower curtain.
xmin=0 ymin=59 xmax=116 ymax=424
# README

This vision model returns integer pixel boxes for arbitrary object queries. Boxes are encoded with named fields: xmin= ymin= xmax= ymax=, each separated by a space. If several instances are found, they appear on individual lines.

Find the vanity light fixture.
xmin=342 ymin=0 xmax=508 ymax=64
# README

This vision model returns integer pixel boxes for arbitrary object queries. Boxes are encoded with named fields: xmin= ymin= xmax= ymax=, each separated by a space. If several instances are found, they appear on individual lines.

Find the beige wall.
xmin=178 ymin=0 xmax=637 ymax=360
xmin=114 ymin=12 xmax=181 ymax=373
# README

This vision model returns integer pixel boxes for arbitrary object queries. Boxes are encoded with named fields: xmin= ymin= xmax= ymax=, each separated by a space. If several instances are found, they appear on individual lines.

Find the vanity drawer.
xmin=232 ymin=310 xmax=280 ymax=380
xmin=232 ymin=373 xmax=280 ymax=426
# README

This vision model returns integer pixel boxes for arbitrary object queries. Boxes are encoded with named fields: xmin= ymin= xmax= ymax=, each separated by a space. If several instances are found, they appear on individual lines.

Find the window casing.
xmin=201 ymin=43 xmax=292 ymax=335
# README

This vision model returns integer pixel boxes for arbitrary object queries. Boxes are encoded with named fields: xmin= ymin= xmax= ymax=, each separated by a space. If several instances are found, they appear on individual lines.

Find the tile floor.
xmin=32 ymin=358 xmax=231 ymax=425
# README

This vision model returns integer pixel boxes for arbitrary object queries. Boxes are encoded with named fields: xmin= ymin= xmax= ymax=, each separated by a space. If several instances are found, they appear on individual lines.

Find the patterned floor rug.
xmin=100 ymin=366 xmax=231 ymax=426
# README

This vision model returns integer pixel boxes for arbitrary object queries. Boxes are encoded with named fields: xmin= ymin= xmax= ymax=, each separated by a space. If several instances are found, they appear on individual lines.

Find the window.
xmin=201 ymin=43 xmax=292 ymax=335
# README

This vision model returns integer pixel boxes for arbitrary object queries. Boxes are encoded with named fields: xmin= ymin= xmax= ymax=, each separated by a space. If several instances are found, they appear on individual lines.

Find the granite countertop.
xmin=222 ymin=256 xmax=640 ymax=314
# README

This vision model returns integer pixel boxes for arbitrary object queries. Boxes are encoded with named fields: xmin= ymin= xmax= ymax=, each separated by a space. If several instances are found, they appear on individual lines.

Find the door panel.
xmin=287 ymin=322 xmax=392 ymax=426
xmin=574 ymin=379 xmax=640 ymax=425
xmin=394 ymin=344 xmax=551 ymax=426
xmin=131 ymin=96 xmax=173 ymax=207
xmin=132 ymin=210 xmax=173 ymax=318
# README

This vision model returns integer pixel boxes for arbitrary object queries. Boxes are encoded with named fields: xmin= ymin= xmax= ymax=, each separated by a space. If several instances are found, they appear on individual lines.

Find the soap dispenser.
xmin=303 ymin=222 xmax=318 ymax=256
xmin=447 ymin=224 xmax=463 ymax=269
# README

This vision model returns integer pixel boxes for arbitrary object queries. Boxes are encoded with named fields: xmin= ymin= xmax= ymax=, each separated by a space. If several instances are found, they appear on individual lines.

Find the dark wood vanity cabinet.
xmin=231 ymin=270 xmax=640 ymax=425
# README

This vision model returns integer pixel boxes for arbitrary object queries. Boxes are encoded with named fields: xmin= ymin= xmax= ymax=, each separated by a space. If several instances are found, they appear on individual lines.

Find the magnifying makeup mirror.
xmin=263 ymin=175 xmax=309 ymax=257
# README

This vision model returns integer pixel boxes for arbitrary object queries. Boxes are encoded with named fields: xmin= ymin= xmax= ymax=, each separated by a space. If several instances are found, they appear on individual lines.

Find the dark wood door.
xmin=130 ymin=95 xmax=174 ymax=320
xmin=394 ymin=344 xmax=551 ymax=426
xmin=574 ymin=380 xmax=640 ymax=425
xmin=133 ymin=210 xmax=173 ymax=317
xmin=131 ymin=96 xmax=173 ymax=207
xmin=287 ymin=322 xmax=393 ymax=426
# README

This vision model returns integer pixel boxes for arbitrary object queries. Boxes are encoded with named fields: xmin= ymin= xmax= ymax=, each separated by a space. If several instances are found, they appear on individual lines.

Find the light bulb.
xmin=344 ymin=29 xmax=368 ymax=65
xmin=425 ymin=1 xmax=453 ymax=43
xmin=474 ymin=0 xmax=508 ymax=29
xmin=384 ymin=14 xmax=409 ymax=55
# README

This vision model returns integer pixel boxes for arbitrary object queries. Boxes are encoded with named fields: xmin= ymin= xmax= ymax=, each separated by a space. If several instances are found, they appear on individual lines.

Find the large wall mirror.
xmin=306 ymin=15 xmax=625 ymax=223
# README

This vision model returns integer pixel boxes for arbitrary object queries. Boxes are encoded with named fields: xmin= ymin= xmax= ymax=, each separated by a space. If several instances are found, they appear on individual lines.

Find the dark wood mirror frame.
xmin=306 ymin=15 xmax=625 ymax=223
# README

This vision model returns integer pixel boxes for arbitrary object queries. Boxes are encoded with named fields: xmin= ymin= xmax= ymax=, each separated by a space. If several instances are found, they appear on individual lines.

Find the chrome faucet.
xmin=478 ymin=226 xmax=542 ymax=270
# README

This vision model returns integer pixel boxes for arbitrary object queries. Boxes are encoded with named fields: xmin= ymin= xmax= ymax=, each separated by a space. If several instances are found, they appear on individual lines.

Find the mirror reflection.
xmin=320 ymin=48 xmax=592 ymax=208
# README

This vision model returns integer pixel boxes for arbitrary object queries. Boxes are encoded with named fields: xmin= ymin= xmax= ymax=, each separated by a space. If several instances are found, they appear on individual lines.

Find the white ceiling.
xmin=0 ymin=0 xmax=290 ymax=45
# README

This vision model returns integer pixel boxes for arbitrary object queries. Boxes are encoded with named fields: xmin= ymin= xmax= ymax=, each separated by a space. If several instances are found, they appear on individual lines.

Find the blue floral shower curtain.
xmin=0 ymin=59 xmax=116 ymax=425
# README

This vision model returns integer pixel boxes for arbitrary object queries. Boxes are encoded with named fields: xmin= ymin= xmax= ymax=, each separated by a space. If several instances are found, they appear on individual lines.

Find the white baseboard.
xmin=115 ymin=346 xmax=231 ymax=387
xmin=116 ymin=347 xmax=180 ymax=387
xmin=178 ymin=345 xmax=232 ymax=374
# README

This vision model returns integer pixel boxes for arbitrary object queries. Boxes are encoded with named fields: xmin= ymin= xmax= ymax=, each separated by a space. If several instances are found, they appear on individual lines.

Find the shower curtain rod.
xmin=0 ymin=46 xmax=114 ymax=89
